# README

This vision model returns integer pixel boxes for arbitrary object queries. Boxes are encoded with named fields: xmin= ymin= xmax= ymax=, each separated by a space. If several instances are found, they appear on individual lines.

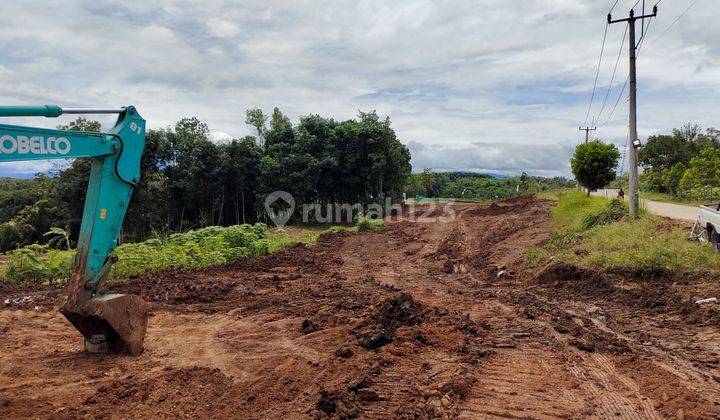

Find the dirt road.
xmin=1 ymin=197 xmax=719 ymax=418
xmin=593 ymin=189 xmax=699 ymax=222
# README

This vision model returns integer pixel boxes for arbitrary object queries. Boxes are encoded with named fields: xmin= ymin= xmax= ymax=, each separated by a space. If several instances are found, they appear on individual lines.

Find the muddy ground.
xmin=1 ymin=197 xmax=719 ymax=419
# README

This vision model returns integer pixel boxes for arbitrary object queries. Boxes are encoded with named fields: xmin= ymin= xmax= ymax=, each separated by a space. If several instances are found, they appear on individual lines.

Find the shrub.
xmin=551 ymin=191 xmax=607 ymax=230
xmin=354 ymin=215 xmax=385 ymax=232
xmin=1 ymin=223 xmax=271 ymax=285
xmin=3 ymin=248 xmax=73 ymax=285
xmin=580 ymin=199 xmax=628 ymax=231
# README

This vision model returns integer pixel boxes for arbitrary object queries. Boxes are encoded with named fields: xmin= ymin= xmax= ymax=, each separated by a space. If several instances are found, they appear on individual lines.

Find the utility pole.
xmin=578 ymin=126 xmax=597 ymax=143
xmin=608 ymin=5 xmax=657 ymax=219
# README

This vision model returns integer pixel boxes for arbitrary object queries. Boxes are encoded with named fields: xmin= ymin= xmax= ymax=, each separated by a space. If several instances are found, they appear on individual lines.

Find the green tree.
xmin=0 ymin=199 xmax=56 ymax=251
xmin=406 ymin=168 xmax=436 ymax=197
xmin=245 ymin=108 xmax=268 ymax=147
xmin=571 ymin=140 xmax=620 ymax=194
xmin=57 ymin=117 xmax=101 ymax=133
xmin=218 ymin=137 xmax=262 ymax=224
xmin=123 ymin=128 xmax=173 ymax=239
xmin=679 ymin=147 xmax=720 ymax=190
xmin=165 ymin=118 xmax=221 ymax=228
xmin=662 ymin=163 xmax=687 ymax=196
xmin=639 ymin=167 xmax=667 ymax=193
xmin=0 ymin=109 xmax=414 ymax=247
xmin=639 ymin=133 xmax=693 ymax=171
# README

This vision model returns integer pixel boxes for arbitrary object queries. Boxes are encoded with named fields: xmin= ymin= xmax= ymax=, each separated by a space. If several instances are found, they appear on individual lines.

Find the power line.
xmin=600 ymin=75 xmax=629 ymax=128
xmin=636 ymin=15 xmax=653 ymax=54
xmin=600 ymin=4 xmax=655 ymax=128
xmin=599 ymin=18 xmax=651 ymax=129
xmin=579 ymin=126 xmax=597 ymax=143
xmin=636 ymin=13 xmax=653 ymax=49
xmin=649 ymin=0 xmax=699 ymax=45
xmin=582 ymin=1 xmax=655 ymax=136
xmin=584 ymin=23 xmax=610 ymax=125
xmin=597 ymin=24 xmax=628 ymax=122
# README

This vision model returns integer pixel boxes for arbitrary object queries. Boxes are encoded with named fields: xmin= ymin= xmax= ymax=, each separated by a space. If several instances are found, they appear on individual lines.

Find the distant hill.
xmin=416 ymin=171 xmax=509 ymax=180
xmin=433 ymin=171 xmax=492 ymax=181
xmin=483 ymin=173 xmax=510 ymax=179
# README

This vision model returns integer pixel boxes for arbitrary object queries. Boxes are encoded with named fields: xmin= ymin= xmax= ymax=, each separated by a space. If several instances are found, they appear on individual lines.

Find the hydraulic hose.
xmin=106 ymin=133 xmax=138 ymax=187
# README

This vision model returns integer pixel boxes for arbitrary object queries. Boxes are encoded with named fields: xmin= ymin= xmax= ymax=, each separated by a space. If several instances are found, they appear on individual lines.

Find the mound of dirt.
xmin=464 ymin=195 xmax=538 ymax=217
xmin=357 ymin=293 xmax=426 ymax=350
xmin=374 ymin=292 xmax=425 ymax=331
xmin=536 ymin=262 xmax=614 ymax=296
xmin=436 ymin=226 xmax=464 ymax=257
xmin=536 ymin=262 xmax=720 ymax=325
xmin=115 ymin=272 xmax=237 ymax=306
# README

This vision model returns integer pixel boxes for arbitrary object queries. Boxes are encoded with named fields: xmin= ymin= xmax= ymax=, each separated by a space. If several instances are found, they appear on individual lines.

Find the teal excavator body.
xmin=0 ymin=105 xmax=148 ymax=355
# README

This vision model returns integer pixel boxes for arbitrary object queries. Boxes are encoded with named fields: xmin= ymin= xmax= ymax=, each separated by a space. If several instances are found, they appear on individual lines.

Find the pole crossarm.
xmin=578 ymin=126 xmax=597 ymax=143
xmin=608 ymin=5 xmax=657 ymax=24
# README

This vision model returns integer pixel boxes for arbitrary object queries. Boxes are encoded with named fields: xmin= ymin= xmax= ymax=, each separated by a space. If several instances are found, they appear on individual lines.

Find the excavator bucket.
xmin=61 ymin=270 xmax=149 ymax=355
xmin=61 ymin=294 xmax=148 ymax=356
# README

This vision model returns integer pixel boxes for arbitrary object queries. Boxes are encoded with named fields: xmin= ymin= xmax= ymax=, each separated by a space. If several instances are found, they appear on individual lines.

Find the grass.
xmin=265 ymin=225 xmax=334 ymax=253
xmin=535 ymin=188 xmax=575 ymax=201
xmin=263 ymin=219 xmax=385 ymax=253
xmin=558 ymin=217 xmax=720 ymax=275
xmin=1 ymin=219 xmax=386 ymax=286
xmin=527 ymin=190 xmax=718 ymax=275
xmin=522 ymin=247 xmax=550 ymax=268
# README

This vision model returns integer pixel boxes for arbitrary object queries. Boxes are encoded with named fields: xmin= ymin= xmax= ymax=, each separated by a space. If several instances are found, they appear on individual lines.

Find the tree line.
xmin=638 ymin=124 xmax=720 ymax=199
xmin=569 ymin=123 xmax=720 ymax=199
xmin=0 ymin=109 xmax=411 ymax=251
xmin=406 ymin=169 xmax=575 ymax=201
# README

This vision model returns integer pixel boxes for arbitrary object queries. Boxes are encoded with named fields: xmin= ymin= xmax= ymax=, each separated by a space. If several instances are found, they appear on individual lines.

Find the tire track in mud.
xmin=2 ymin=196 xmax=720 ymax=418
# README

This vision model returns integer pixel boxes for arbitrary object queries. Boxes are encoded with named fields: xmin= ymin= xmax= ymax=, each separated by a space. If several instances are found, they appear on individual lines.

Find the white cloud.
xmin=0 ymin=0 xmax=717 ymax=178
xmin=207 ymin=17 xmax=240 ymax=38
xmin=209 ymin=131 xmax=234 ymax=144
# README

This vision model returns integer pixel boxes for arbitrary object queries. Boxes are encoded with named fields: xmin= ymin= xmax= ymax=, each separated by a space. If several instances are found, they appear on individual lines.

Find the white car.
xmin=698 ymin=204 xmax=720 ymax=250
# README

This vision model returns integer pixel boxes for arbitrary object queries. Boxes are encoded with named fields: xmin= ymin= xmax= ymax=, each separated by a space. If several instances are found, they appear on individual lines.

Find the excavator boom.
xmin=0 ymin=105 xmax=148 ymax=355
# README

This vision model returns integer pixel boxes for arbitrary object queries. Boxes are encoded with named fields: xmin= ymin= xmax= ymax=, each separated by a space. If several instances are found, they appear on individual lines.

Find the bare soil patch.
xmin=2 ymin=198 xmax=719 ymax=418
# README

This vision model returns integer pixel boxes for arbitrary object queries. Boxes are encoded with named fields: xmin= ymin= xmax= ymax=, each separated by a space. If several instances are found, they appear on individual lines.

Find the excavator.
xmin=0 ymin=105 xmax=148 ymax=355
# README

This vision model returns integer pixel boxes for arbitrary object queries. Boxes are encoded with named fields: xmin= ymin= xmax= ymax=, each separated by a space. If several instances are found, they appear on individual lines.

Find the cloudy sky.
xmin=0 ymin=0 xmax=717 ymax=178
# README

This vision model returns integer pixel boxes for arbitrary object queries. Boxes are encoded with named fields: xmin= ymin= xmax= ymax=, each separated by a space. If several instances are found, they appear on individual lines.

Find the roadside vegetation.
xmin=1 ymin=218 xmax=385 ymax=286
xmin=610 ymin=174 xmax=704 ymax=206
xmin=525 ymin=190 xmax=720 ymax=275
xmin=609 ymin=124 xmax=720 ymax=204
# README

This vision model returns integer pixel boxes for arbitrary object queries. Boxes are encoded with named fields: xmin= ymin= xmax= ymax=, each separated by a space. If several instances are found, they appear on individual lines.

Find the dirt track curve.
xmin=1 ymin=196 xmax=720 ymax=419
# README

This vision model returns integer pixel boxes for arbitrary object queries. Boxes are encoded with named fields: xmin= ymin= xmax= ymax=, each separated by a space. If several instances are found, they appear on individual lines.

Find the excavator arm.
xmin=0 ymin=105 xmax=148 ymax=355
